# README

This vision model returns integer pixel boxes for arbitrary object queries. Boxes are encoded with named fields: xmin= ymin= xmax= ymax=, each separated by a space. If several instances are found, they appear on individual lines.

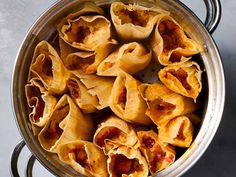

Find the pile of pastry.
xmin=25 ymin=2 xmax=203 ymax=177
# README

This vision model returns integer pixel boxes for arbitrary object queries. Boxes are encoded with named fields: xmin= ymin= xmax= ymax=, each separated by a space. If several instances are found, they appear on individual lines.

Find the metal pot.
xmin=11 ymin=0 xmax=225 ymax=176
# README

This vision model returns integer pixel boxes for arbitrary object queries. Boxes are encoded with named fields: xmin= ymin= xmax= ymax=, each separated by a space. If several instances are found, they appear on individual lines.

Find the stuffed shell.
xmin=151 ymin=15 xmax=203 ymax=65
xmin=57 ymin=140 xmax=108 ymax=177
xmin=97 ymin=42 xmax=152 ymax=76
xmin=38 ymin=95 xmax=94 ymax=153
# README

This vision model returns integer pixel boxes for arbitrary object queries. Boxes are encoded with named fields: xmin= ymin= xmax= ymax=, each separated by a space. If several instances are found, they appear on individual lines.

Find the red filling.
xmin=76 ymin=26 xmax=91 ymax=43
xmin=95 ymin=127 xmax=121 ymax=147
xmin=149 ymin=145 xmax=166 ymax=173
xmin=167 ymin=68 xmax=192 ymax=90
xmin=142 ymin=135 xmax=155 ymax=149
xmin=42 ymin=57 xmax=53 ymax=77
xmin=118 ymin=87 xmax=127 ymax=109
xmin=120 ymin=9 xmax=148 ymax=27
xmin=112 ymin=154 xmax=142 ymax=177
xmin=176 ymin=121 xmax=186 ymax=140
xmin=151 ymin=97 xmax=176 ymax=115
xmin=67 ymin=79 xmax=80 ymax=99
xmin=72 ymin=146 xmax=90 ymax=169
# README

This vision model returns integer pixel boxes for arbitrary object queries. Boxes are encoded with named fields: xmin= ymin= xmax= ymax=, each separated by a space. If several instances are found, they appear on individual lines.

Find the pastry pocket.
xmin=66 ymin=77 xmax=99 ymax=113
xmin=25 ymin=79 xmax=57 ymax=127
xmin=97 ymin=42 xmax=152 ymax=76
xmin=159 ymin=61 xmax=202 ymax=100
xmin=139 ymin=84 xmax=197 ymax=125
xmin=38 ymin=95 xmax=94 ymax=153
xmin=59 ymin=14 xmax=114 ymax=51
xmin=137 ymin=130 xmax=175 ymax=174
xmin=109 ymin=71 xmax=152 ymax=125
xmin=110 ymin=2 xmax=168 ymax=40
xmin=73 ymin=71 xmax=114 ymax=110
xmin=158 ymin=116 xmax=194 ymax=147
xmin=57 ymin=140 xmax=108 ymax=177
xmin=93 ymin=115 xmax=138 ymax=154
xmin=151 ymin=15 xmax=203 ymax=65
xmin=107 ymin=146 xmax=149 ymax=177
xmin=30 ymin=41 xmax=70 ymax=94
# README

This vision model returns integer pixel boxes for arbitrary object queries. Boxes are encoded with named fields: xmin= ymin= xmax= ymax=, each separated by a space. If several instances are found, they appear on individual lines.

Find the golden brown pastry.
xmin=57 ymin=140 xmax=108 ymax=177
xmin=93 ymin=115 xmax=138 ymax=154
xmin=38 ymin=95 xmax=94 ymax=153
xmin=66 ymin=76 xmax=99 ymax=113
xmin=97 ymin=42 xmax=152 ymax=76
xmin=30 ymin=41 xmax=70 ymax=94
xmin=109 ymin=71 xmax=153 ymax=125
xmin=137 ymin=130 xmax=175 ymax=174
xmin=73 ymin=71 xmax=114 ymax=110
xmin=139 ymin=83 xmax=197 ymax=125
xmin=158 ymin=116 xmax=194 ymax=147
xmin=151 ymin=15 xmax=203 ymax=65
xmin=25 ymin=78 xmax=57 ymax=127
xmin=110 ymin=2 xmax=168 ymax=40
xmin=107 ymin=146 xmax=149 ymax=177
xmin=159 ymin=61 xmax=202 ymax=100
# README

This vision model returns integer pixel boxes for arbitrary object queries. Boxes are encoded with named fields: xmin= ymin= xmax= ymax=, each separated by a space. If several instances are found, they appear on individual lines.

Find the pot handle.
xmin=10 ymin=139 xmax=36 ymax=177
xmin=203 ymin=0 xmax=221 ymax=34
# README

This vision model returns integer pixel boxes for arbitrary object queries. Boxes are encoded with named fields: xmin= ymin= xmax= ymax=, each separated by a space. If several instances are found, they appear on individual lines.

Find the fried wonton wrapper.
xmin=158 ymin=116 xmax=194 ymax=147
xmin=73 ymin=71 xmax=114 ymax=110
xmin=25 ymin=79 xmax=57 ymax=127
xmin=109 ymin=72 xmax=152 ymax=125
xmin=159 ymin=61 xmax=202 ymax=100
xmin=151 ymin=15 xmax=203 ymax=65
xmin=59 ymin=14 xmax=114 ymax=51
xmin=38 ymin=95 xmax=94 ymax=153
xmin=97 ymin=42 xmax=152 ymax=76
xmin=57 ymin=140 xmax=108 ymax=177
xmin=110 ymin=2 xmax=168 ymax=40
xmin=137 ymin=130 xmax=175 ymax=174
xmin=66 ymin=76 xmax=99 ymax=113
xmin=30 ymin=41 xmax=70 ymax=94
xmin=139 ymin=84 xmax=197 ymax=125
xmin=93 ymin=115 xmax=138 ymax=154
xmin=107 ymin=146 xmax=149 ymax=177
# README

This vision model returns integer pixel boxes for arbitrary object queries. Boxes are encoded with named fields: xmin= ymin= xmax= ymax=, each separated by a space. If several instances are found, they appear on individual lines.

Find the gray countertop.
xmin=0 ymin=0 xmax=235 ymax=176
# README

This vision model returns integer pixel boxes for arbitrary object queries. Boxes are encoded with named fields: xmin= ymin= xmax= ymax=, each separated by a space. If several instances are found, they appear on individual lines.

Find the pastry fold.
xmin=66 ymin=76 xmax=98 ymax=113
xmin=73 ymin=71 xmax=114 ymax=110
xmin=97 ymin=42 xmax=152 ymax=76
xmin=139 ymin=84 xmax=197 ymax=125
xmin=151 ymin=15 xmax=203 ymax=65
xmin=137 ymin=130 xmax=175 ymax=174
xmin=159 ymin=61 xmax=202 ymax=100
xmin=38 ymin=95 xmax=94 ymax=153
xmin=57 ymin=140 xmax=108 ymax=177
xmin=30 ymin=41 xmax=70 ymax=94
xmin=158 ymin=116 xmax=194 ymax=147
xmin=110 ymin=2 xmax=168 ymax=40
xmin=109 ymin=71 xmax=152 ymax=125
xmin=25 ymin=79 xmax=57 ymax=127
xmin=107 ymin=146 xmax=149 ymax=177
xmin=93 ymin=115 xmax=138 ymax=154
xmin=59 ymin=14 xmax=113 ymax=51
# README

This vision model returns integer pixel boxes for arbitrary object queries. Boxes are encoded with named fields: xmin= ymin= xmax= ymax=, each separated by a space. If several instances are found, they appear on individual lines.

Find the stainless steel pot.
xmin=11 ymin=0 xmax=225 ymax=176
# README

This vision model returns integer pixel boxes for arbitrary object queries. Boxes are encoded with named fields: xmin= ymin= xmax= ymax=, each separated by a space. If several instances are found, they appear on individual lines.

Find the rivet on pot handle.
xmin=10 ymin=139 xmax=36 ymax=177
xmin=204 ymin=0 xmax=221 ymax=34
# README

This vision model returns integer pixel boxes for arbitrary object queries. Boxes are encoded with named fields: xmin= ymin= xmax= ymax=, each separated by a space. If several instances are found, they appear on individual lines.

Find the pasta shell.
xmin=158 ymin=116 xmax=194 ymax=147
xmin=30 ymin=41 xmax=70 ymax=94
xmin=57 ymin=140 xmax=108 ymax=177
xmin=59 ymin=14 xmax=114 ymax=51
xmin=25 ymin=78 xmax=57 ymax=127
xmin=137 ymin=130 xmax=175 ymax=174
xmin=38 ymin=95 xmax=94 ymax=153
xmin=107 ymin=146 xmax=149 ymax=177
xmin=109 ymin=71 xmax=153 ymax=125
xmin=139 ymin=84 xmax=197 ymax=125
xmin=159 ymin=61 xmax=202 ymax=100
xmin=73 ymin=71 xmax=114 ymax=110
xmin=97 ymin=42 xmax=152 ymax=76
xmin=66 ymin=76 xmax=99 ymax=113
xmin=110 ymin=2 xmax=168 ymax=40
xmin=93 ymin=115 xmax=138 ymax=154
xmin=150 ymin=15 xmax=203 ymax=65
